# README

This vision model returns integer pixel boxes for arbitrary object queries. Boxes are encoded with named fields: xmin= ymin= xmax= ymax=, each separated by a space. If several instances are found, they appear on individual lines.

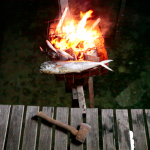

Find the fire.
xmin=50 ymin=9 xmax=100 ymax=51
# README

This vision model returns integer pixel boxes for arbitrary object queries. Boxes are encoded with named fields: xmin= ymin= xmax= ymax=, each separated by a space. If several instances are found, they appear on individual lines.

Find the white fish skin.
xmin=39 ymin=60 xmax=113 ymax=74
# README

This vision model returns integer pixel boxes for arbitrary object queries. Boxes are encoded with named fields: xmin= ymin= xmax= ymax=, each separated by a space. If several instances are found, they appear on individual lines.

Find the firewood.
xmin=90 ymin=18 xmax=101 ymax=30
xmin=56 ymin=7 xmax=68 ymax=32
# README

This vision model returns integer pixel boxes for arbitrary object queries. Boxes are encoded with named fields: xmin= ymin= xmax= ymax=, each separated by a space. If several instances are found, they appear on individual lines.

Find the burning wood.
xmin=46 ymin=40 xmax=57 ymax=53
xmin=90 ymin=18 xmax=101 ymax=30
xmin=40 ymin=8 xmax=112 ymax=75
xmin=46 ymin=40 xmax=73 ymax=60
xmin=56 ymin=7 xmax=68 ymax=33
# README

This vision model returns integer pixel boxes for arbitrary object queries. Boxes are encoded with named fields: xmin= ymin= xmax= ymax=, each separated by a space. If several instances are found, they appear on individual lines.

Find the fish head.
xmin=39 ymin=61 xmax=56 ymax=74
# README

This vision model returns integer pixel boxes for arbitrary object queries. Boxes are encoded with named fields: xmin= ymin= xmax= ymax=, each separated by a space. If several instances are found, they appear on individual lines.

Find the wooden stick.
xmin=56 ymin=7 xmax=68 ymax=32
xmin=76 ymin=86 xmax=86 ymax=114
xmin=90 ymin=18 xmax=101 ymax=30
xmin=46 ymin=40 xmax=57 ymax=53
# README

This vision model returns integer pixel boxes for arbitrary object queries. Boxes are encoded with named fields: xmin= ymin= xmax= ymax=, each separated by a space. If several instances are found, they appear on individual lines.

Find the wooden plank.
xmin=0 ymin=105 xmax=11 ymax=150
xmin=86 ymin=108 xmax=99 ymax=150
xmin=38 ymin=107 xmax=54 ymax=150
xmin=54 ymin=107 xmax=69 ymax=150
xmin=116 ymin=109 xmax=130 ymax=150
xmin=22 ymin=106 xmax=39 ymax=150
xmin=6 ymin=105 xmax=24 ymax=150
xmin=102 ymin=109 xmax=116 ymax=150
xmin=131 ymin=109 xmax=148 ymax=150
xmin=76 ymin=86 xmax=86 ymax=114
xmin=145 ymin=109 xmax=150 ymax=138
xmin=70 ymin=108 xmax=83 ymax=150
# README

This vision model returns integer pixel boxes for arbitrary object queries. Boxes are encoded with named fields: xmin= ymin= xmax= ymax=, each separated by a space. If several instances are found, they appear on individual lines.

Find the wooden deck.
xmin=0 ymin=105 xmax=150 ymax=150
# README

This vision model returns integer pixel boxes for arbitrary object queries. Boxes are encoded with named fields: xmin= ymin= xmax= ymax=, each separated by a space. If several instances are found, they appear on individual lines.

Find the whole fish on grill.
xmin=39 ymin=60 xmax=113 ymax=74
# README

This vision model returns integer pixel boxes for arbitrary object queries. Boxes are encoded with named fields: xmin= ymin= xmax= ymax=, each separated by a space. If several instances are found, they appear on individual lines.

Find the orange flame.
xmin=50 ymin=9 xmax=107 ymax=61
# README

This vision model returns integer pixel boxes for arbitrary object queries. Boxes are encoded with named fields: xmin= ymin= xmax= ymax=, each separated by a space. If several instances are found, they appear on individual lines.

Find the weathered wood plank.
xmin=145 ymin=109 xmax=150 ymax=139
xmin=131 ymin=109 xmax=148 ymax=150
xmin=102 ymin=109 xmax=116 ymax=150
xmin=0 ymin=105 xmax=11 ymax=150
xmin=6 ymin=105 xmax=24 ymax=150
xmin=22 ymin=106 xmax=39 ymax=150
xmin=70 ymin=108 xmax=83 ymax=150
xmin=38 ymin=107 xmax=54 ymax=150
xmin=77 ymin=86 xmax=86 ymax=114
xmin=54 ymin=107 xmax=69 ymax=150
xmin=116 ymin=109 xmax=130 ymax=150
xmin=86 ymin=108 xmax=99 ymax=150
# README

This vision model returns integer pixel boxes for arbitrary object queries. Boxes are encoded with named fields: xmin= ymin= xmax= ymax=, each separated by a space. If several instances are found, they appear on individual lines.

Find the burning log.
xmin=90 ymin=18 xmax=101 ymax=30
xmin=46 ymin=40 xmax=74 ymax=60
xmin=46 ymin=40 xmax=57 ymax=53
xmin=56 ymin=7 xmax=68 ymax=32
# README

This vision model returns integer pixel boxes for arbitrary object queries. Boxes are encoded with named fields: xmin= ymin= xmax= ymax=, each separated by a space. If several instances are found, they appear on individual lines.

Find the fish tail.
xmin=99 ymin=60 xmax=113 ymax=71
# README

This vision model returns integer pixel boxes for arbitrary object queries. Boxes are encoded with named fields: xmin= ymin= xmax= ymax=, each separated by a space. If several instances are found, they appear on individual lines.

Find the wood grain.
xmin=116 ymin=109 xmax=130 ymax=150
xmin=86 ymin=108 xmax=99 ymax=150
xmin=22 ymin=106 xmax=39 ymax=150
xmin=0 ymin=105 xmax=11 ymax=150
xmin=70 ymin=108 xmax=83 ymax=150
xmin=145 ymin=109 xmax=150 ymax=138
xmin=76 ymin=86 xmax=86 ymax=114
xmin=38 ymin=107 xmax=54 ymax=150
xmin=54 ymin=107 xmax=69 ymax=150
xmin=131 ymin=109 xmax=148 ymax=150
xmin=6 ymin=105 xmax=24 ymax=150
xmin=102 ymin=109 xmax=116 ymax=150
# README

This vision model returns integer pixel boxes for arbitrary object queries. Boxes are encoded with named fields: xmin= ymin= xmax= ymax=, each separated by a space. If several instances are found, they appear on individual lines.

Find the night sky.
xmin=1 ymin=0 xmax=150 ymax=108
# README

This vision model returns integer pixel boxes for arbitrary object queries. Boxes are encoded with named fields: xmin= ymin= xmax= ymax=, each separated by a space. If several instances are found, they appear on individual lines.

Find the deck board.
xmin=116 ymin=109 xmax=131 ymax=150
xmin=0 ymin=105 xmax=150 ymax=150
xmin=102 ymin=109 xmax=116 ymax=150
xmin=131 ymin=109 xmax=148 ymax=150
xmin=145 ymin=109 xmax=150 ymax=139
xmin=54 ymin=107 xmax=69 ymax=150
xmin=6 ymin=105 xmax=24 ymax=150
xmin=86 ymin=108 xmax=99 ymax=150
xmin=22 ymin=106 xmax=39 ymax=150
xmin=70 ymin=108 xmax=83 ymax=150
xmin=38 ymin=107 xmax=54 ymax=150
xmin=0 ymin=105 xmax=11 ymax=150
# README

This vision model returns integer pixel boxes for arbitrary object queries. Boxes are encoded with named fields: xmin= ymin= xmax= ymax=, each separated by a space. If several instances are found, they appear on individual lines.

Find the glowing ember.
xmin=49 ymin=7 xmax=106 ymax=60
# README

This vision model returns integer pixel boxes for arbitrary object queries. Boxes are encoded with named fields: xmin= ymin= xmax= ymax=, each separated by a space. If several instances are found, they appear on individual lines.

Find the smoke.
xmin=57 ymin=0 xmax=116 ymax=37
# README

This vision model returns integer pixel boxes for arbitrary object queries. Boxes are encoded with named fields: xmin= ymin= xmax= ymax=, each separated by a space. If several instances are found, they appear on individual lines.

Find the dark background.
xmin=1 ymin=0 xmax=150 ymax=109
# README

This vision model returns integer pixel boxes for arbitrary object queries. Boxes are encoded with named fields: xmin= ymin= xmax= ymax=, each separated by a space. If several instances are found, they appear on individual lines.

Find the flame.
xmin=50 ymin=9 xmax=106 ymax=60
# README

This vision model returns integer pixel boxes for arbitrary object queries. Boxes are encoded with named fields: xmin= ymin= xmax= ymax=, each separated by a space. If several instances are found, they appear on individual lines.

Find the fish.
xmin=39 ymin=60 xmax=113 ymax=74
xmin=46 ymin=40 xmax=74 ymax=60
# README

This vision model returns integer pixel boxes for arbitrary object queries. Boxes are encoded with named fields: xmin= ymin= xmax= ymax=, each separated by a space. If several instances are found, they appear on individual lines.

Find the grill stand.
xmin=50 ymin=0 xmax=108 ymax=113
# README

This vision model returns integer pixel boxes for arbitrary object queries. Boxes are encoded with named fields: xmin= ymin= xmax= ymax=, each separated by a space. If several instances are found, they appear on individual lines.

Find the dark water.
xmin=1 ymin=0 xmax=150 ymax=109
